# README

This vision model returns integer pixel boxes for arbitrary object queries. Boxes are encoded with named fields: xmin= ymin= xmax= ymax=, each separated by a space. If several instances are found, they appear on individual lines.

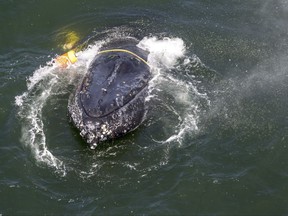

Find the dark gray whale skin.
xmin=68 ymin=38 xmax=151 ymax=149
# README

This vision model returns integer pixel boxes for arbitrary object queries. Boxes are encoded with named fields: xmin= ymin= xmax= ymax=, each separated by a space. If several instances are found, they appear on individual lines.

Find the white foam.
xmin=17 ymin=67 xmax=66 ymax=175
xmin=15 ymin=43 xmax=102 ymax=175
xmin=138 ymin=37 xmax=208 ymax=146
xmin=75 ymin=42 xmax=104 ymax=69
xmin=15 ymin=93 xmax=26 ymax=107
xmin=138 ymin=36 xmax=186 ymax=68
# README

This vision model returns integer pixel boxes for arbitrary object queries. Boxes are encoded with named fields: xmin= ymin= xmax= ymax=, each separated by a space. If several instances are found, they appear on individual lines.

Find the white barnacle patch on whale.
xmin=115 ymin=95 xmax=124 ymax=107
xmin=101 ymin=88 xmax=107 ymax=94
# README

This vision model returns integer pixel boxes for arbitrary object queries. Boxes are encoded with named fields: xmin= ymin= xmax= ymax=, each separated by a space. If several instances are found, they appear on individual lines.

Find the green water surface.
xmin=1 ymin=0 xmax=288 ymax=215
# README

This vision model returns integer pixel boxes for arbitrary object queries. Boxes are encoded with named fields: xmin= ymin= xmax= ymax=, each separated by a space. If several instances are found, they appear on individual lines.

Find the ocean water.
xmin=1 ymin=0 xmax=288 ymax=215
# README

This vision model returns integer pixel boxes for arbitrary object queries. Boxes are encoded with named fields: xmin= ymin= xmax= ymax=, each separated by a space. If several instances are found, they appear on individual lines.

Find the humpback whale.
xmin=68 ymin=38 xmax=151 ymax=149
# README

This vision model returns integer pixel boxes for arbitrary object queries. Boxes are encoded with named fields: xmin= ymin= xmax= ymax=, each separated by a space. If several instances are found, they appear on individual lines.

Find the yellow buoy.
xmin=55 ymin=50 xmax=78 ymax=68
xmin=62 ymin=31 xmax=80 ymax=50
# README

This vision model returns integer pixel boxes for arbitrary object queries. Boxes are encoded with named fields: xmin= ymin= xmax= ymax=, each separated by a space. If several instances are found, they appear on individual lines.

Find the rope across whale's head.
xmin=55 ymin=48 xmax=149 ymax=68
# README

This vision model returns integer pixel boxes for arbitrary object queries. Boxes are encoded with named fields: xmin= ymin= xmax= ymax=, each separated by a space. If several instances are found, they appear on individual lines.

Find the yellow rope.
xmin=98 ymin=49 xmax=150 ymax=67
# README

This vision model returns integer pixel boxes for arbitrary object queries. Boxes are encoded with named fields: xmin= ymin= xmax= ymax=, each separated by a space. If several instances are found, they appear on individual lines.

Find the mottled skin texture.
xmin=68 ymin=39 xmax=151 ymax=149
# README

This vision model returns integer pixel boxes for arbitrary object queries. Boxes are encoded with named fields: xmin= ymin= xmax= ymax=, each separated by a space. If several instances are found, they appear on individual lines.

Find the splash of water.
xmin=16 ymin=65 xmax=67 ymax=175
xmin=15 ymin=33 xmax=210 ymax=178
xmin=138 ymin=36 xmax=186 ymax=68
xmin=15 ymin=43 xmax=102 ymax=176
xmin=138 ymin=36 xmax=209 ymax=145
